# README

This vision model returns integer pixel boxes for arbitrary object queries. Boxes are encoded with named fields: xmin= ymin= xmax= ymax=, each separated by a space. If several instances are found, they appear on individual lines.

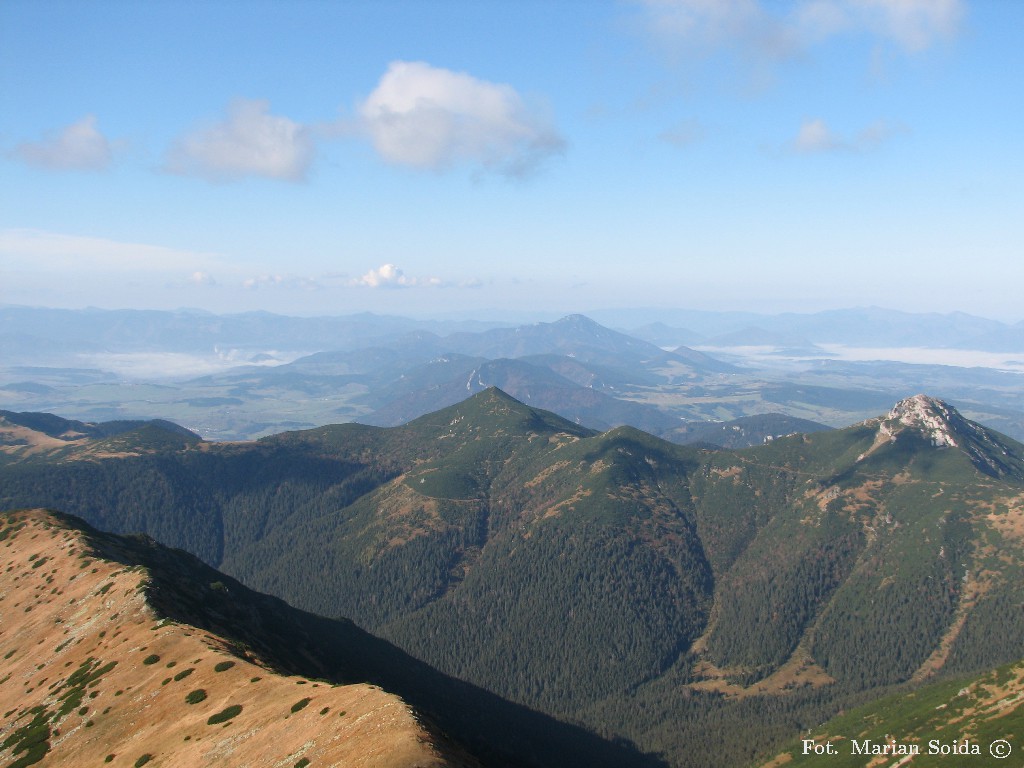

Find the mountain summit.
xmin=873 ymin=394 xmax=1024 ymax=477
xmin=882 ymin=394 xmax=968 ymax=447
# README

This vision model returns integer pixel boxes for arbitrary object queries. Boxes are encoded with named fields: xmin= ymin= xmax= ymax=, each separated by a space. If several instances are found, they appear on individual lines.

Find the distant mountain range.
xmin=594 ymin=306 xmax=1024 ymax=352
xmin=5 ymin=305 xmax=1024 ymax=353
xmin=8 ymin=306 xmax=1022 ymax=444
xmin=0 ymin=306 xmax=507 ymax=361
xmin=3 ymin=390 xmax=1024 ymax=767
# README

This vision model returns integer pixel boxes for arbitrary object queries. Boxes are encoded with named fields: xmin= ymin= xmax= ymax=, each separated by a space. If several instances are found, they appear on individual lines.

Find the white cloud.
xmin=792 ymin=117 xmax=905 ymax=153
xmin=12 ymin=115 xmax=116 ymax=170
xmin=354 ymin=263 xmax=442 ymax=288
xmin=243 ymin=274 xmax=279 ymax=290
xmin=358 ymin=263 xmax=412 ymax=287
xmin=636 ymin=0 xmax=964 ymax=64
xmin=357 ymin=61 xmax=565 ymax=177
xmin=189 ymin=271 xmax=217 ymax=286
xmin=166 ymin=99 xmax=314 ymax=182
xmin=794 ymin=118 xmax=841 ymax=152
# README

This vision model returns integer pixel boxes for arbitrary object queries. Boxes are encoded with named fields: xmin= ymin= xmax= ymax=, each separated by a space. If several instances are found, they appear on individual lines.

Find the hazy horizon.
xmin=2 ymin=301 xmax=1022 ymax=327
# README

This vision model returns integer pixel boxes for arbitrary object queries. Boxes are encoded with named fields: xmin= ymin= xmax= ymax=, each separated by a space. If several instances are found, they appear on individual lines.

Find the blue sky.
xmin=1 ymin=0 xmax=1021 ymax=320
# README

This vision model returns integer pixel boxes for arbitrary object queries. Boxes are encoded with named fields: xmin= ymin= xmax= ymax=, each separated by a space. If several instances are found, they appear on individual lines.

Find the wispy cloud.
xmin=166 ymin=99 xmax=314 ymax=182
xmin=636 ymin=0 xmax=964 ymax=68
xmin=241 ymin=274 xmax=321 ymax=291
xmin=791 ymin=117 xmax=906 ymax=153
xmin=238 ymin=265 xmax=445 ymax=292
xmin=659 ymin=118 xmax=706 ymax=147
xmin=82 ymin=351 xmax=290 ymax=380
xmin=851 ymin=0 xmax=964 ymax=52
xmin=639 ymin=0 xmax=798 ymax=61
xmin=0 ymin=228 xmax=221 ymax=272
xmin=11 ymin=115 xmax=118 ymax=171
xmin=357 ymin=61 xmax=566 ymax=178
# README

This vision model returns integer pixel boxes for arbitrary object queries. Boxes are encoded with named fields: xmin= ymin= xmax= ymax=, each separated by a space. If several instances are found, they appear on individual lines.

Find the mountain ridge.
xmin=0 ymin=508 xmax=666 ymax=768
xmin=3 ymin=390 xmax=1024 ymax=767
xmin=0 ymin=509 xmax=470 ymax=768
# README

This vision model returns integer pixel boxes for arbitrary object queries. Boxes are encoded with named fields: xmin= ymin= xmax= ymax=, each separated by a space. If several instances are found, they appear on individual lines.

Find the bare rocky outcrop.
xmin=866 ymin=394 xmax=1023 ymax=477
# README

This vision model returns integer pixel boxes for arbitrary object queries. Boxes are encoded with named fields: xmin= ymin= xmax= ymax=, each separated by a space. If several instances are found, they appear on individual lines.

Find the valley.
xmin=3 ymin=308 xmax=1023 ymax=444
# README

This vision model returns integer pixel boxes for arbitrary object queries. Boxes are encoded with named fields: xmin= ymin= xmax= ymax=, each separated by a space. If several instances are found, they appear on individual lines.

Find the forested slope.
xmin=0 ymin=509 xmax=665 ymax=768
xmin=2 ymin=391 xmax=1024 ymax=766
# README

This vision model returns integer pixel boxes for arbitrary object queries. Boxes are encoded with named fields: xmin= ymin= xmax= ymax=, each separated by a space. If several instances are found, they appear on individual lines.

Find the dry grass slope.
xmin=0 ymin=509 xmax=466 ymax=768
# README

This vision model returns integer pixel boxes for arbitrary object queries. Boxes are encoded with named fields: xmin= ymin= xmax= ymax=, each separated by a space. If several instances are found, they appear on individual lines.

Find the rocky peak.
xmin=881 ymin=394 xmax=962 ymax=448
xmin=875 ymin=394 xmax=1023 ymax=478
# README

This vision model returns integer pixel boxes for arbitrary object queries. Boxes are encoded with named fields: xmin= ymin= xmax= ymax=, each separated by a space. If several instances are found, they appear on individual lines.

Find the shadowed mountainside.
xmin=0 ymin=509 xmax=666 ymax=768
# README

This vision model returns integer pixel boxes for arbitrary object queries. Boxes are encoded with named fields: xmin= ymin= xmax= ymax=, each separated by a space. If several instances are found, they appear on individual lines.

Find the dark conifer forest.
xmin=3 ymin=390 xmax=1024 ymax=766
